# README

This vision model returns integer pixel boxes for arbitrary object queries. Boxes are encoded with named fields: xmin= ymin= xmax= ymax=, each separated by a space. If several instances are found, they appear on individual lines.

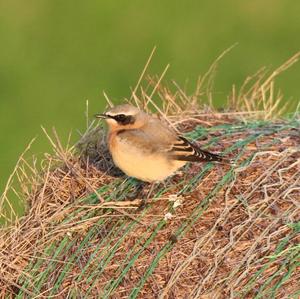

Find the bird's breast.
xmin=108 ymin=133 xmax=185 ymax=182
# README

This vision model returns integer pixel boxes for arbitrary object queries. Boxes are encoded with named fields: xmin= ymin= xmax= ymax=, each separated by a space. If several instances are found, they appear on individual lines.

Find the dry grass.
xmin=0 ymin=51 xmax=299 ymax=298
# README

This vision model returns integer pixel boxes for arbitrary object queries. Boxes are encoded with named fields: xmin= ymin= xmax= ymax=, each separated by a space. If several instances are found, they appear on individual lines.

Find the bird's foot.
xmin=136 ymin=198 xmax=148 ymax=211
xmin=127 ymin=181 xmax=147 ymax=201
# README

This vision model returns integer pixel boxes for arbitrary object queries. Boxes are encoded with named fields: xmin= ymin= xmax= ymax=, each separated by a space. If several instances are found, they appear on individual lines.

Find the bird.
xmin=95 ymin=104 xmax=228 ymax=183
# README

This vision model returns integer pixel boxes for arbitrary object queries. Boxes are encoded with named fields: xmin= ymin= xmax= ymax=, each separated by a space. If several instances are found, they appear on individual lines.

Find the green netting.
xmin=15 ymin=118 xmax=300 ymax=298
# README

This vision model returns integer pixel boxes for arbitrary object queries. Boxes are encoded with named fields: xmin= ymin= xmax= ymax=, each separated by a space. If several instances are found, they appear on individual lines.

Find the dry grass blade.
xmin=0 ymin=138 xmax=36 ymax=224
xmin=229 ymin=51 xmax=300 ymax=119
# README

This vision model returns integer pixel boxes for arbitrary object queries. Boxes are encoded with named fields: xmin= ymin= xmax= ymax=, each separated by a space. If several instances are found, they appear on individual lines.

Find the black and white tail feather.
xmin=170 ymin=136 xmax=233 ymax=165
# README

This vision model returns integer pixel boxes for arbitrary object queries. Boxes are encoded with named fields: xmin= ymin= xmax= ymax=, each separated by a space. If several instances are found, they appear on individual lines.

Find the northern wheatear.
xmin=95 ymin=104 xmax=227 ymax=183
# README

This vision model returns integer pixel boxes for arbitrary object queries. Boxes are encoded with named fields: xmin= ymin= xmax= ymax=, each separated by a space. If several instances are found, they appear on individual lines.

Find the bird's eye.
xmin=116 ymin=114 xmax=126 ymax=121
xmin=114 ymin=114 xmax=134 ymax=125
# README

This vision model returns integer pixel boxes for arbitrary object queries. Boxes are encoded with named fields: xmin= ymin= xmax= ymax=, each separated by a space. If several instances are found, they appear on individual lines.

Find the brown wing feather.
xmin=170 ymin=136 xmax=224 ymax=163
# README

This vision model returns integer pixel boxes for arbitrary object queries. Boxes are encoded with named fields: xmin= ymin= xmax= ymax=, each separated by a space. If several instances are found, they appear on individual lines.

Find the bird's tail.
xmin=171 ymin=136 xmax=235 ymax=165
xmin=194 ymin=148 xmax=234 ymax=165
xmin=173 ymin=148 xmax=234 ymax=165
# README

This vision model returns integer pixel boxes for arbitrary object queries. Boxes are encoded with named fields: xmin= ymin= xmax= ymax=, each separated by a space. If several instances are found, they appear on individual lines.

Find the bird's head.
xmin=95 ymin=104 xmax=147 ymax=131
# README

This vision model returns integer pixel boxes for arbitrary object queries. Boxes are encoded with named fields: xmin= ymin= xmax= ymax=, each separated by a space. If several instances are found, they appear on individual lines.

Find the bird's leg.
xmin=127 ymin=180 xmax=146 ymax=200
xmin=136 ymin=181 xmax=159 ymax=210
xmin=146 ymin=182 xmax=157 ymax=200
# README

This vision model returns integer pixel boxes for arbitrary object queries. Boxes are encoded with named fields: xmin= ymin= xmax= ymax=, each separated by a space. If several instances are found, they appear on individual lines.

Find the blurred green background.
xmin=0 ymin=1 xmax=300 ymax=215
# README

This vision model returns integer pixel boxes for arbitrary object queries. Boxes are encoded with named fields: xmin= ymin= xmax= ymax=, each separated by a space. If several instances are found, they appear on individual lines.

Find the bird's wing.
xmin=168 ymin=135 xmax=224 ymax=163
xmin=145 ymin=117 xmax=225 ymax=162
xmin=118 ymin=117 xmax=225 ymax=163
xmin=116 ymin=124 xmax=174 ymax=154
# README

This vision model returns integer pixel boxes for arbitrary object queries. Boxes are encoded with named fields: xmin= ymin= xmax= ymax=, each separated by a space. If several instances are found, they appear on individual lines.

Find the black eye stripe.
xmin=113 ymin=114 xmax=134 ymax=125
xmin=112 ymin=114 xmax=124 ymax=120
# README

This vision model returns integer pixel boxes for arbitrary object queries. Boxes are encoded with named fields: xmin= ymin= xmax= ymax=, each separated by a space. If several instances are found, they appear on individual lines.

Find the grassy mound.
xmin=0 ymin=53 xmax=299 ymax=298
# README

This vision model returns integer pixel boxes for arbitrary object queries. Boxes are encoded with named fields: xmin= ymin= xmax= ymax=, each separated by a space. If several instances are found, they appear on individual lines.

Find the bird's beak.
xmin=94 ymin=113 xmax=111 ymax=119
